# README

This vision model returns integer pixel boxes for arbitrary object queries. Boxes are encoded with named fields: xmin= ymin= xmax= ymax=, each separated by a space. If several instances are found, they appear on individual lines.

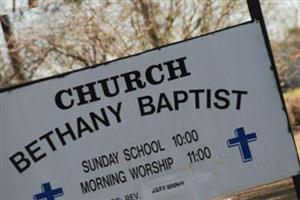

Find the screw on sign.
xmin=33 ymin=182 xmax=64 ymax=200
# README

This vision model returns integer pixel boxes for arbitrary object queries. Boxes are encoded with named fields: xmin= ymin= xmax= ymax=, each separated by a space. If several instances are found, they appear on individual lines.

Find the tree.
xmin=0 ymin=14 xmax=26 ymax=83
xmin=0 ymin=0 xmax=39 ymax=86
xmin=273 ymin=27 xmax=300 ymax=91
xmin=0 ymin=0 xmax=249 ymax=88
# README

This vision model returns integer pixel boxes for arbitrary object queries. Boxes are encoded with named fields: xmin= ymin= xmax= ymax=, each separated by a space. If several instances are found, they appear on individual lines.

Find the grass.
xmin=284 ymin=87 xmax=300 ymax=99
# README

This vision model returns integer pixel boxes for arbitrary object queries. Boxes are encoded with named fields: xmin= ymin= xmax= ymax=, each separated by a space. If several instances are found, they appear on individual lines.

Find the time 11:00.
xmin=187 ymin=147 xmax=211 ymax=164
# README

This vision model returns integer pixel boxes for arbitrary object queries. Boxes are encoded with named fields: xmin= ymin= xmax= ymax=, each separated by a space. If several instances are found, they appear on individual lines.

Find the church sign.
xmin=0 ymin=21 xmax=299 ymax=200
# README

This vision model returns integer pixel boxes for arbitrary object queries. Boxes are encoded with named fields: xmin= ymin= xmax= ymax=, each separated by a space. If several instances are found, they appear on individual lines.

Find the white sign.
xmin=0 ymin=21 xmax=299 ymax=200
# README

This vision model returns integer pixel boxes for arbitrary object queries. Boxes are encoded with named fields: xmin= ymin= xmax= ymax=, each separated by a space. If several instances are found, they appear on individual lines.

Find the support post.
xmin=246 ymin=0 xmax=273 ymax=62
xmin=293 ymin=175 xmax=300 ymax=199
xmin=247 ymin=0 xmax=300 ymax=197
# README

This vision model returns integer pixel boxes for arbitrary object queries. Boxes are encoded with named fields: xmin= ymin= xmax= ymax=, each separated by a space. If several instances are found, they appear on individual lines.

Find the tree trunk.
xmin=0 ymin=15 xmax=26 ymax=82
xmin=28 ymin=0 xmax=38 ymax=8
xmin=135 ymin=1 xmax=160 ymax=48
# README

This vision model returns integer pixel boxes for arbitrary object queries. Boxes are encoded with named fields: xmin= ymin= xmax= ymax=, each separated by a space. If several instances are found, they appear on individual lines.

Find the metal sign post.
xmin=247 ymin=0 xmax=300 ymax=197
xmin=293 ymin=175 xmax=300 ymax=199
xmin=246 ymin=0 xmax=292 ymax=135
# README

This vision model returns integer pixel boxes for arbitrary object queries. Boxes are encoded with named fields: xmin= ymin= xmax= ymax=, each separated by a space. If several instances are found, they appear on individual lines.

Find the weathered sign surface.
xmin=0 ymin=21 xmax=299 ymax=200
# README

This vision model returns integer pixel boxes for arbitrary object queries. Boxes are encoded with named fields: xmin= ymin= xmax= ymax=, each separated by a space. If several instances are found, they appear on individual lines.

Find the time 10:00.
xmin=171 ymin=129 xmax=199 ymax=147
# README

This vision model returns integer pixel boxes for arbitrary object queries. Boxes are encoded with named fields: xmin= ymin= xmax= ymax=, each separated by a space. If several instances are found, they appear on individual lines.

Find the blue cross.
xmin=33 ymin=182 xmax=64 ymax=200
xmin=227 ymin=127 xmax=257 ymax=163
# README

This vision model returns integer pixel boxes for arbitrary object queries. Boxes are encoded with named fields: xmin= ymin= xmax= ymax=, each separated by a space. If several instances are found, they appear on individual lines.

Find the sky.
xmin=1 ymin=0 xmax=299 ymax=38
